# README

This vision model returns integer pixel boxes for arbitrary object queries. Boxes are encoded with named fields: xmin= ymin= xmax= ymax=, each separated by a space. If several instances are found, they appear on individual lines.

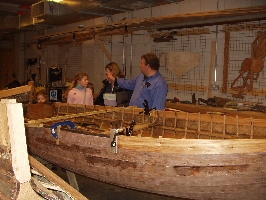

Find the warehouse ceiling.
xmin=0 ymin=0 xmax=266 ymax=45
xmin=0 ymin=0 xmax=184 ymax=34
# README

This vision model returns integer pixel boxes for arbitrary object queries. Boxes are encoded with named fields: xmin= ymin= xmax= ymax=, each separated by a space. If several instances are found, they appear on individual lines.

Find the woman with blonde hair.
xmin=66 ymin=72 xmax=93 ymax=105
xmin=94 ymin=62 xmax=132 ymax=107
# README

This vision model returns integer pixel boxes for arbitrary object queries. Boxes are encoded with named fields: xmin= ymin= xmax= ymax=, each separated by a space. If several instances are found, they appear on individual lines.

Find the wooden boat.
xmin=24 ymin=102 xmax=266 ymax=200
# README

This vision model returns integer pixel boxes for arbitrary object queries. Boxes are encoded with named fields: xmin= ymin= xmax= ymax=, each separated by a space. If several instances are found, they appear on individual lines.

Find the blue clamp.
xmin=50 ymin=121 xmax=75 ymax=139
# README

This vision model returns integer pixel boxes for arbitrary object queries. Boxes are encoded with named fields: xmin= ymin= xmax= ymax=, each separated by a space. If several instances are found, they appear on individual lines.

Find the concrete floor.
xmin=52 ymin=167 xmax=188 ymax=200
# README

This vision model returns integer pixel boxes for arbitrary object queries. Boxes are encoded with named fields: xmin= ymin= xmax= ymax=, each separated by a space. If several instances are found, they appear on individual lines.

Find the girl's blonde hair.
xmin=105 ymin=62 xmax=125 ymax=78
xmin=64 ymin=72 xmax=88 ymax=101
xmin=35 ymin=90 xmax=47 ymax=101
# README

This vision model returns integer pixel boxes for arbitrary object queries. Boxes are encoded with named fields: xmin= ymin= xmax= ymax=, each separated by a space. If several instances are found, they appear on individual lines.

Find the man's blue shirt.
xmin=116 ymin=71 xmax=168 ymax=110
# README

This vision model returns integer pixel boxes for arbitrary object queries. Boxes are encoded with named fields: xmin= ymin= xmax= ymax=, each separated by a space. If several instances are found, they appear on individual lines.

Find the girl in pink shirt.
xmin=66 ymin=72 xmax=93 ymax=105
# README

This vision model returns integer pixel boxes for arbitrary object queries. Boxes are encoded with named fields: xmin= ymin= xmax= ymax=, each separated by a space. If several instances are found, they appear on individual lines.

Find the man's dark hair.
xmin=141 ymin=53 xmax=160 ymax=70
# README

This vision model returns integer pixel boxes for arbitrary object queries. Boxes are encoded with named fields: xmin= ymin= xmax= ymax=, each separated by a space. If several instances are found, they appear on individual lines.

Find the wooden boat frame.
xmin=25 ymin=103 xmax=266 ymax=199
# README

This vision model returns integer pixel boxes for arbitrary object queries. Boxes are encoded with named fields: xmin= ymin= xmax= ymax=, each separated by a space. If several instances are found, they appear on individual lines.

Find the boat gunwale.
xmin=24 ymin=103 xmax=266 ymax=141
xmin=27 ymin=125 xmax=266 ymax=155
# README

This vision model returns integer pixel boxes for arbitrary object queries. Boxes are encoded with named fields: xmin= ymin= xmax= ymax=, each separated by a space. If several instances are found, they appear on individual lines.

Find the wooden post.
xmin=222 ymin=31 xmax=230 ymax=93
xmin=28 ymin=81 xmax=34 ymax=104
xmin=56 ymin=125 xmax=61 ymax=145
xmin=95 ymin=36 xmax=112 ymax=62
xmin=208 ymin=41 xmax=217 ymax=98
xmin=66 ymin=171 xmax=80 ymax=191
xmin=0 ymin=99 xmax=43 ymax=199
xmin=4 ymin=99 xmax=31 ymax=183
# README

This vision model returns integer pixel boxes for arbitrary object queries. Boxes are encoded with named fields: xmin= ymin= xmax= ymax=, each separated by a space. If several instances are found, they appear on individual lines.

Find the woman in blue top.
xmin=106 ymin=53 xmax=168 ymax=110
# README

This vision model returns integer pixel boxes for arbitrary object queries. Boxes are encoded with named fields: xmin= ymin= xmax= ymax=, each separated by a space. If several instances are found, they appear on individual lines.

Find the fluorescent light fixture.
xmin=49 ymin=0 xmax=63 ymax=3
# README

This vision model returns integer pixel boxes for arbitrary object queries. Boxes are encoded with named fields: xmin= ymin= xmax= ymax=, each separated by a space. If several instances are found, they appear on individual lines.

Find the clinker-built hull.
xmin=25 ymin=103 xmax=266 ymax=199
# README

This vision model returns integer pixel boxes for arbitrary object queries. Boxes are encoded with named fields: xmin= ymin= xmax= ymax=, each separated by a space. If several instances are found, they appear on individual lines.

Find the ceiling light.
xmin=51 ymin=0 xmax=63 ymax=2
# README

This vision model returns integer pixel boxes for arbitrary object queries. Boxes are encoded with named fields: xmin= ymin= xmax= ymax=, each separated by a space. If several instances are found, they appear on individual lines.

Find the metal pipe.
xmin=79 ymin=11 xmax=111 ymax=17
xmin=214 ymin=0 xmax=220 ymax=83
xmin=130 ymin=34 xmax=133 ymax=77
xmin=122 ymin=35 xmax=126 ymax=75
xmin=99 ymin=4 xmax=130 ymax=12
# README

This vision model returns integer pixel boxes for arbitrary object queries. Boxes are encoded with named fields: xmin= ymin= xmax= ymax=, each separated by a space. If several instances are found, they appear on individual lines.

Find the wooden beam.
xmin=32 ymin=6 xmax=266 ymax=45
xmin=223 ymin=22 xmax=266 ymax=32
xmin=5 ymin=99 xmax=31 ymax=183
xmin=168 ymin=83 xmax=207 ymax=92
xmin=66 ymin=171 xmax=79 ymax=191
xmin=95 ymin=36 xmax=112 ymax=62
xmin=28 ymin=81 xmax=34 ymax=104
xmin=26 ymin=106 xmax=134 ymax=125
xmin=28 ymin=155 xmax=88 ymax=200
xmin=0 ymin=99 xmax=45 ymax=199
xmin=32 ymin=44 xmax=44 ymax=58
xmin=0 ymin=82 xmax=33 ymax=98
xmin=150 ymin=28 xmax=210 ymax=38
xmin=222 ymin=87 xmax=266 ymax=97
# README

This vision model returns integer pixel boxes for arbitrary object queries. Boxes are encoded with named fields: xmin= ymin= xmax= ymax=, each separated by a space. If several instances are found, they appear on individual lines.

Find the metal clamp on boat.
xmin=139 ymin=99 xmax=156 ymax=116
xmin=50 ymin=121 xmax=76 ymax=139
xmin=126 ymin=120 xmax=135 ymax=136
xmin=110 ymin=129 xmax=124 ymax=154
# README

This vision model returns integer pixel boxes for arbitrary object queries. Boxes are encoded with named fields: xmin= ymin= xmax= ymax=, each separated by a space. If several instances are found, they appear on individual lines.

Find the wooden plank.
xmin=118 ymin=136 xmax=266 ymax=154
xmin=165 ymin=102 xmax=266 ymax=119
xmin=28 ymin=155 xmax=88 ymax=200
xmin=6 ymin=100 xmax=31 ymax=183
xmin=168 ymin=83 xmax=207 ymax=92
xmin=0 ymin=81 xmax=34 ymax=99
xmin=150 ymin=28 xmax=209 ymax=38
xmin=66 ymin=170 xmax=80 ymax=191
xmin=0 ymin=85 xmax=32 ymax=98
xmin=222 ymin=87 xmax=266 ymax=97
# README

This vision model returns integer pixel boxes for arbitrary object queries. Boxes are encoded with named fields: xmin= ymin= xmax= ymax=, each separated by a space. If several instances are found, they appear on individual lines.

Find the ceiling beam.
xmin=32 ymin=6 xmax=266 ymax=45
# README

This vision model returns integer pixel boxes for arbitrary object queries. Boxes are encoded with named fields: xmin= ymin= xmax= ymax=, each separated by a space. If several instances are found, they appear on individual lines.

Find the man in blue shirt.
xmin=106 ymin=53 xmax=168 ymax=110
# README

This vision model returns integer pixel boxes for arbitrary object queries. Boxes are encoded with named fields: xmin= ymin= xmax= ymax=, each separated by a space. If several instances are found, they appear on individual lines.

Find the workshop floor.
xmin=52 ymin=167 xmax=188 ymax=200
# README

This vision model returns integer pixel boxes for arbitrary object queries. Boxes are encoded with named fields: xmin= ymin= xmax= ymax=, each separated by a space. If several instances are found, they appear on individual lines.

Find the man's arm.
xmin=116 ymin=77 xmax=137 ymax=90
xmin=106 ymin=71 xmax=138 ymax=90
